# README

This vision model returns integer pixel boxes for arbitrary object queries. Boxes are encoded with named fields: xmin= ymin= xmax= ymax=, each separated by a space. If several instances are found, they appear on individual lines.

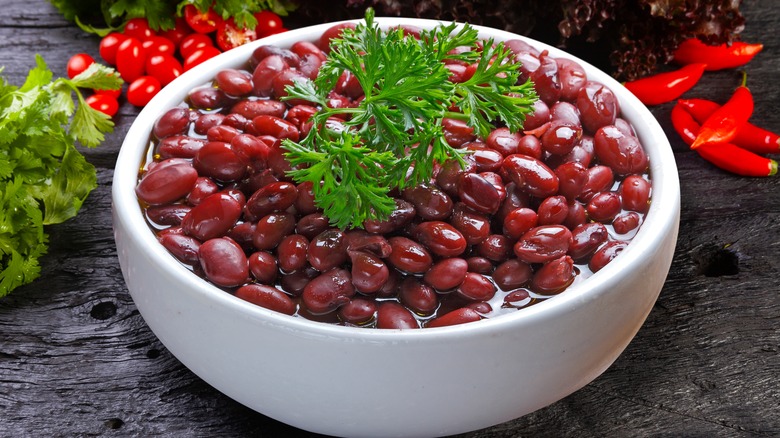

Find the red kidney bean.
xmin=466 ymin=256 xmax=494 ymax=275
xmin=423 ymin=258 xmax=468 ymax=291
xmin=182 ymin=192 xmax=243 ymax=241
xmin=223 ymin=113 xmax=249 ymax=130
xmin=153 ymin=107 xmax=190 ymax=139
xmin=146 ymin=204 xmax=191 ymax=226
xmin=243 ymin=181 xmax=298 ymax=222
xmin=189 ymin=86 xmax=233 ymax=109
xmin=580 ymin=165 xmax=615 ymax=202
xmin=186 ymin=176 xmax=219 ymax=206
xmin=376 ymin=302 xmax=419 ymax=329
xmin=471 ymin=148 xmax=504 ymax=173
xmin=252 ymin=55 xmax=289 ymax=97
xmin=285 ymin=104 xmax=318 ymax=129
xmin=156 ymin=135 xmax=205 ymax=159
xmin=480 ymin=172 xmax=507 ymax=203
xmin=619 ymin=174 xmax=651 ymax=213
xmin=231 ymin=99 xmax=287 ymax=119
xmin=427 ymin=307 xmax=482 ymax=328
xmin=556 ymin=58 xmax=587 ymax=102
xmin=554 ymin=161 xmax=589 ymax=201
xmin=456 ymin=272 xmax=496 ymax=302
xmin=442 ymin=117 xmax=476 ymax=147
xmin=215 ymin=69 xmax=253 ymax=97
xmin=577 ymin=81 xmax=618 ymax=134
xmin=252 ymin=212 xmax=296 ymax=250
xmin=265 ymin=141 xmax=294 ymax=178
xmin=235 ymin=284 xmax=296 ymax=315
xmin=198 ymin=237 xmax=248 ymax=288
xmin=302 ymin=268 xmax=355 ymax=315
xmin=279 ymin=265 xmax=318 ymax=297
xmin=194 ymin=113 xmax=225 ymax=135
xmin=297 ymin=53 xmax=325 ymax=80
xmin=159 ymin=233 xmax=201 ymax=265
xmin=589 ymin=240 xmax=627 ymax=273
xmin=207 ymin=124 xmax=240 ymax=143
xmin=587 ymin=191 xmax=622 ymax=223
xmin=530 ymin=255 xmax=575 ymax=294
xmin=514 ymin=134 xmax=541 ymax=160
xmin=613 ymin=211 xmax=641 ymax=235
xmin=292 ymin=181 xmax=318 ymax=216
xmin=493 ymin=259 xmax=533 ymax=291
xmin=227 ymin=221 xmax=256 ymax=252
xmin=277 ymin=234 xmax=310 ymax=272
xmin=568 ymin=222 xmax=609 ymax=262
xmin=496 ymin=182 xmax=531 ymax=223
xmin=449 ymin=204 xmax=491 ymax=245
xmin=272 ymin=69 xmax=310 ymax=104
xmin=504 ymin=289 xmax=534 ymax=308
xmin=231 ymin=133 xmax=270 ymax=164
xmin=532 ymin=51 xmax=562 ymax=106
xmin=475 ymin=234 xmax=510 ymax=262
xmin=387 ymin=236 xmax=433 ymax=274
xmin=487 ymin=127 xmax=521 ymax=156
xmin=550 ymin=101 xmax=581 ymax=127
xmin=307 ymin=229 xmax=349 ymax=272
xmin=537 ymin=195 xmax=569 ymax=225
xmin=594 ymin=125 xmax=649 ymax=176
xmin=436 ymin=157 xmax=477 ymax=197
xmin=413 ymin=221 xmax=467 ymax=257
xmin=402 ymin=183 xmax=453 ymax=221
xmin=457 ymin=172 xmax=502 ymax=214
xmin=541 ymin=120 xmax=582 ymax=156
xmin=349 ymin=250 xmax=389 ymax=294
xmin=291 ymin=41 xmax=327 ymax=62
xmin=136 ymin=160 xmax=198 ymax=205
xmin=524 ymin=99 xmax=550 ymax=131
xmin=338 ymin=298 xmax=376 ymax=325
xmin=251 ymin=45 xmax=301 ymax=69
xmin=248 ymin=251 xmax=277 ymax=284
xmin=564 ymin=200 xmax=587 ymax=230
xmin=503 ymin=207 xmax=538 ymax=240
xmin=399 ymin=277 xmax=438 ymax=315
xmin=249 ymin=115 xmax=300 ymax=142
xmin=345 ymin=232 xmax=392 ymax=258
xmin=503 ymin=154 xmax=559 ymax=198
xmin=296 ymin=213 xmax=331 ymax=240
xmin=514 ymin=225 xmax=572 ymax=264
xmin=193 ymin=141 xmax=247 ymax=182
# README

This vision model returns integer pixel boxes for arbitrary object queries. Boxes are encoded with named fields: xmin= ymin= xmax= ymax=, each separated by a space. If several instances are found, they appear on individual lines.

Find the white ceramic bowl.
xmin=113 ymin=17 xmax=680 ymax=438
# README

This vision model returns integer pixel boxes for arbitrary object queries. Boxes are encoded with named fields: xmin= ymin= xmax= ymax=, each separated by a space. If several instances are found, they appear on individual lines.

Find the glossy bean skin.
xmin=345 ymin=232 xmax=392 ymax=258
xmin=564 ymin=200 xmax=588 ymax=229
xmin=235 ymin=284 xmax=296 ymax=315
xmin=517 ymin=135 xmax=543 ymax=159
xmin=503 ymin=289 xmax=534 ymax=308
xmin=250 ymin=115 xmax=300 ymax=142
xmin=486 ymin=127 xmax=521 ymax=156
xmin=146 ymin=204 xmax=191 ymax=226
xmin=550 ymin=101 xmax=582 ymax=127
xmin=215 ymin=69 xmax=253 ymax=97
xmin=503 ymin=154 xmax=559 ymax=198
xmin=426 ymin=308 xmax=482 ymax=328
xmin=136 ymin=160 xmax=198 ymax=205
xmin=442 ymin=117 xmax=476 ymax=147
xmin=231 ymin=133 xmax=270 ymax=164
xmin=194 ymin=113 xmax=225 ymax=135
xmin=186 ymin=176 xmax=219 ymax=206
xmin=277 ymin=234 xmax=310 ymax=272
xmin=503 ymin=207 xmax=538 ymax=240
xmin=587 ymin=191 xmax=622 ymax=223
xmin=307 ymin=229 xmax=349 ymax=272
xmin=198 ymin=237 xmax=248 ymax=288
xmin=568 ymin=222 xmax=609 ymax=262
xmin=302 ymin=268 xmax=355 ymax=315
xmin=493 ymin=259 xmax=533 ymax=291
xmin=386 ymin=236 xmax=433 ymax=274
xmin=159 ymin=233 xmax=201 ymax=265
xmin=402 ymin=183 xmax=453 ymax=221
xmin=279 ymin=266 xmax=318 ymax=297
xmin=231 ymin=99 xmax=286 ymax=119
xmin=456 ymin=172 xmax=502 ymax=214
xmin=423 ymin=258 xmax=468 ymax=291
xmin=413 ymin=221 xmax=467 ymax=257
xmin=252 ymin=55 xmax=289 ymax=97
xmin=465 ymin=257 xmax=494 ymax=275
xmin=376 ymin=302 xmax=419 ymax=329
xmin=541 ymin=120 xmax=582 ymax=156
xmin=530 ymin=255 xmax=575 ymax=294
xmin=536 ymin=196 xmax=569 ymax=225
xmin=613 ymin=212 xmax=641 ymax=235
xmin=524 ymin=99 xmax=550 ymax=131
xmin=589 ymin=240 xmax=627 ymax=273
xmin=580 ymin=165 xmax=614 ymax=202
xmin=556 ymin=58 xmax=587 ymax=102
xmin=594 ymin=125 xmax=648 ymax=176
xmin=449 ymin=204 xmax=491 ymax=245
xmin=456 ymin=272 xmax=497 ymax=302
xmin=193 ymin=141 xmax=247 ymax=182
xmin=620 ymin=175 xmax=651 ymax=213
xmin=349 ymin=250 xmax=389 ymax=294
xmin=248 ymin=251 xmax=278 ymax=284
xmin=577 ymin=81 xmax=618 ymax=134
xmin=363 ymin=199 xmax=416 ymax=234
xmin=182 ymin=192 xmax=243 ymax=241
xmin=338 ymin=298 xmax=376 ymax=325
xmin=555 ymin=161 xmax=589 ymax=201
xmin=153 ymin=107 xmax=190 ymax=139
xmin=399 ymin=277 xmax=439 ymax=315
xmin=532 ymin=52 xmax=562 ymax=106
xmin=252 ymin=213 xmax=296 ymax=250
xmin=296 ymin=213 xmax=331 ymax=240
xmin=188 ymin=86 xmax=233 ymax=109
xmin=243 ymin=181 xmax=298 ymax=222
xmin=514 ymin=225 xmax=572 ymax=264
xmin=475 ymin=234 xmax=510 ymax=262
xmin=156 ymin=135 xmax=205 ymax=159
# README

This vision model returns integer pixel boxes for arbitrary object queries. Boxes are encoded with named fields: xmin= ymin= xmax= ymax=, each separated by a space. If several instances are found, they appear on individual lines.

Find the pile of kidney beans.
xmin=135 ymin=24 xmax=652 ymax=329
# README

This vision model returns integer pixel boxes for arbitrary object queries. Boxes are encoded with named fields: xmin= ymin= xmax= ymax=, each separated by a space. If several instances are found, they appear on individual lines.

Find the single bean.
xmin=386 ymin=236 xmax=433 ymax=274
xmin=399 ymin=277 xmax=439 ymax=315
xmin=376 ymin=302 xmax=419 ymax=329
xmin=182 ymin=192 xmax=243 ymax=241
xmin=423 ymin=258 xmax=468 ymax=291
xmin=248 ymin=251 xmax=278 ymax=284
xmin=235 ymin=284 xmax=296 ymax=315
xmin=456 ymin=272 xmax=497 ymax=302
xmin=252 ymin=213 xmax=296 ymax=250
xmin=198 ymin=237 xmax=248 ymax=288
xmin=302 ymin=268 xmax=355 ymax=314
xmin=493 ymin=259 xmax=533 ymax=291
xmin=514 ymin=225 xmax=572 ymax=264
xmin=530 ymin=255 xmax=575 ymax=294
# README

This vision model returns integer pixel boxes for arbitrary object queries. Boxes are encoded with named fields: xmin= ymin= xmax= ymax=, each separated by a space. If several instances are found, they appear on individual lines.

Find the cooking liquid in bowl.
xmin=134 ymin=22 xmax=652 ymax=329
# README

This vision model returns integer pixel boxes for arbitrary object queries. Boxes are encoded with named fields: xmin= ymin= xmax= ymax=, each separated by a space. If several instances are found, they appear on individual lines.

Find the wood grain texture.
xmin=1 ymin=1 xmax=779 ymax=437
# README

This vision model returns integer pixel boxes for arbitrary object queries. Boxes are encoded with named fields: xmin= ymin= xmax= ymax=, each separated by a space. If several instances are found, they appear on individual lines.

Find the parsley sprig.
xmin=0 ymin=56 xmax=122 ymax=296
xmin=282 ymin=9 xmax=537 ymax=229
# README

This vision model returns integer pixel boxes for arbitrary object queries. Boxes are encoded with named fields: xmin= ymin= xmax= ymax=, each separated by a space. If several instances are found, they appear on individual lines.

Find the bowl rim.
xmin=112 ymin=16 xmax=680 ymax=340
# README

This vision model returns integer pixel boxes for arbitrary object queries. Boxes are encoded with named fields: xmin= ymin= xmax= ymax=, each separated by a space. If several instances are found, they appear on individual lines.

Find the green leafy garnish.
xmin=282 ymin=9 xmax=538 ymax=229
xmin=0 ymin=55 xmax=122 ymax=297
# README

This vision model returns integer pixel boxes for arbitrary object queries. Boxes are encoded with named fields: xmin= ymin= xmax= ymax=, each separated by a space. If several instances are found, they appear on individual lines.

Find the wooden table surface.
xmin=1 ymin=1 xmax=778 ymax=436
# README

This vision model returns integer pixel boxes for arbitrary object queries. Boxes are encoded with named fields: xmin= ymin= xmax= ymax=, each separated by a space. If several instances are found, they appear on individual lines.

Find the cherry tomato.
xmin=116 ymin=37 xmax=147 ymax=83
xmin=85 ymin=93 xmax=119 ymax=117
xmin=127 ymin=76 xmax=161 ymax=107
xmin=216 ymin=18 xmax=258 ymax=52
xmin=66 ymin=53 xmax=95 ymax=79
xmin=184 ymin=46 xmax=221 ymax=71
xmin=93 ymin=87 xmax=122 ymax=100
xmin=142 ymin=36 xmax=176 ymax=57
xmin=99 ymin=32 xmax=128 ymax=65
xmin=179 ymin=33 xmax=214 ymax=59
xmin=159 ymin=17 xmax=192 ymax=46
xmin=123 ymin=17 xmax=155 ymax=41
xmin=254 ymin=11 xmax=284 ymax=37
xmin=145 ymin=54 xmax=183 ymax=86
xmin=183 ymin=4 xmax=222 ymax=34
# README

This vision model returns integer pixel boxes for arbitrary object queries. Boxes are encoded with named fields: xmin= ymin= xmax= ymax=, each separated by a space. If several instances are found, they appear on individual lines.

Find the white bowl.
xmin=112 ymin=17 xmax=680 ymax=438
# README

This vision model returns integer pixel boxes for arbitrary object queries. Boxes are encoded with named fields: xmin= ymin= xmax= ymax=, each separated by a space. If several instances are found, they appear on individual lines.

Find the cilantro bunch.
xmin=0 ymin=56 xmax=122 ymax=297
xmin=282 ymin=9 xmax=537 ymax=229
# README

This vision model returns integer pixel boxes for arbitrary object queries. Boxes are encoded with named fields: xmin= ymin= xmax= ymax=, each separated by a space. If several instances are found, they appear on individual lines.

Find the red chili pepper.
xmin=623 ymin=63 xmax=706 ymax=106
xmin=677 ymin=98 xmax=780 ymax=154
xmin=690 ymin=73 xmax=753 ymax=150
xmin=673 ymin=38 xmax=763 ymax=71
xmin=671 ymin=104 xmax=777 ymax=177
